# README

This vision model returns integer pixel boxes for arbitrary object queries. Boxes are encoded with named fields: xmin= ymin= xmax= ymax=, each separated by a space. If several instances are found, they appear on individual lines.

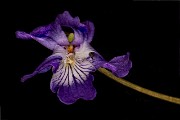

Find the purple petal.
xmin=57 ymin=74 xmax=96 ymax=105
xmin=102 ymin=52 xmax=132 ymax=78
xmin=70 ymin=29 xmax=84 ymax=45
xmin=16 ymin=30 xmax=60 ymax=50
xmin=101 ymin=62 xmax=117 ymax=72
xmin=21 ymin=54 xmax=62 ymax=82
xmin=16 ymin=11 xmax=96 ymax=47
xmin=16 ymin=31 xmax=32 ymax=40
xmin=50 ymin=50 xmax=96 ymax=104
xmin=75 ymin=41 xmax=105 ymax=69
xmin=82 ymin=21 xmax=95 ymax=43
xmin=55 ymin=11 xmax=82 ymax=28
xmin=30 ymin=23 xmax=69 ymax=46
xmin=55 ymin=11 xmax=95 ymax=45
xmin=55 ymin=11 xmax=86 ymax=46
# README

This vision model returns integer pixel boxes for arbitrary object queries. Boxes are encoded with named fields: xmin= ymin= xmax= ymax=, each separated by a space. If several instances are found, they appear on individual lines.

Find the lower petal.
xmin=56 ymin=74 xmax=96 ymax=105
xmin=50 ymin=60 xmax=96 ymax=105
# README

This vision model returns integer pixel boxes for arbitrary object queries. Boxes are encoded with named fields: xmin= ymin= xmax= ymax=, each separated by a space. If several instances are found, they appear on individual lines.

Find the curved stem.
xmin=98 ymin=67 xmax=180 ymax=105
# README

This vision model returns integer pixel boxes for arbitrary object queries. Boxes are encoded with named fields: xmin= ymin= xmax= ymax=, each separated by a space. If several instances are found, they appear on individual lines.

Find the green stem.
xmin=98 ymin=67 xmax=180 ymax=105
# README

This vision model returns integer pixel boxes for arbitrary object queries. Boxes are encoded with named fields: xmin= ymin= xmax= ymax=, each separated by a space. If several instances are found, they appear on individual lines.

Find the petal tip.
xmin=15 ymin=31 xmax=31 ymax=40
xmin=15 ymin=31 xmax=23 ymax=38
xmin=20 ymin=75 xmax=29 ymax=82
xmin=20 ymin=77 xmax=26 ymax=82
xmin=63 ymin=11 xmax=70 ymax=15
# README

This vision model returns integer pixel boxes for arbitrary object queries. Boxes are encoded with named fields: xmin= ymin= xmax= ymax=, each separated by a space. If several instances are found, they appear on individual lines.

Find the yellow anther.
xmin=68 ymin=33 xmax=74 ymax=43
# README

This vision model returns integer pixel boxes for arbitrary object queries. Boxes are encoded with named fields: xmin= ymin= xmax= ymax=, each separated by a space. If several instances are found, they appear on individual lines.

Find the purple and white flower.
xmin=16 ymin=11 xmax=132 ymax=105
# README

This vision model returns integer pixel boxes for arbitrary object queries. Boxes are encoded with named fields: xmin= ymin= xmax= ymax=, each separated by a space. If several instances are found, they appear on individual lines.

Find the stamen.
xmin=68 ymin=33 xmax=74 ymax=43
xmin=67 ymin=45 xmax=74 ymax=53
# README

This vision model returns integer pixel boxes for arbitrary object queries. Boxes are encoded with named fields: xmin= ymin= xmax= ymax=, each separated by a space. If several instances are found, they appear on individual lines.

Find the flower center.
xmin=64 ymin=45 xmax=75 ymax=65
xmin=65 ymin=53 xmax=75 ymax=65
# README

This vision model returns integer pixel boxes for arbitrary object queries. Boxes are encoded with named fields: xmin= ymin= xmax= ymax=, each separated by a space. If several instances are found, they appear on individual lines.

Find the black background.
xmin=2 ymin=0 xmax=180 ymax=119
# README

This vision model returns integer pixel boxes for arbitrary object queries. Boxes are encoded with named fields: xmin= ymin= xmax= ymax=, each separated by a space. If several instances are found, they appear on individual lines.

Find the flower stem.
xmin=98 ymin=67 xmax=180 ymax=105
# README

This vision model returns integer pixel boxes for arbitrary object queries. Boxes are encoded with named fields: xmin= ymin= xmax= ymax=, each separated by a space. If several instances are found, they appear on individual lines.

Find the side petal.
xmin=16 ymin=30 xmax=59 ymax=50
xmin=102 ymin=52 xmax=132 ymax=78
xmin=16 ymin=21 xmax=70 ymax=50
xmin=21 ymin=53 xmax=62 ymax=82
xmin=75 ymin=41 xmax=106 ymax=69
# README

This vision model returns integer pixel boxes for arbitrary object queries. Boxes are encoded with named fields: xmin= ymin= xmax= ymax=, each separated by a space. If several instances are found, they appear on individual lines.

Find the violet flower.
xmin=16 ymin=11 xmax=132 ymax=105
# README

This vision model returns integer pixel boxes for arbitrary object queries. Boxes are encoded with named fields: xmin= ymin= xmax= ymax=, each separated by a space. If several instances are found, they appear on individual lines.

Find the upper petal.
xmin=16 ymin=11 xmax=96 ymax=48
xmin=82 ymin=21 xmax=95 ymax=43
xmin=54 ymin=11 xmax=95 ymax=45
xmin=70 ymin=29 xmax=84 ymax=46
xmin=55 ymin=11 xmax=83 ymax=28
xmin=33 ymin=22 xmax=69 ymax=46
